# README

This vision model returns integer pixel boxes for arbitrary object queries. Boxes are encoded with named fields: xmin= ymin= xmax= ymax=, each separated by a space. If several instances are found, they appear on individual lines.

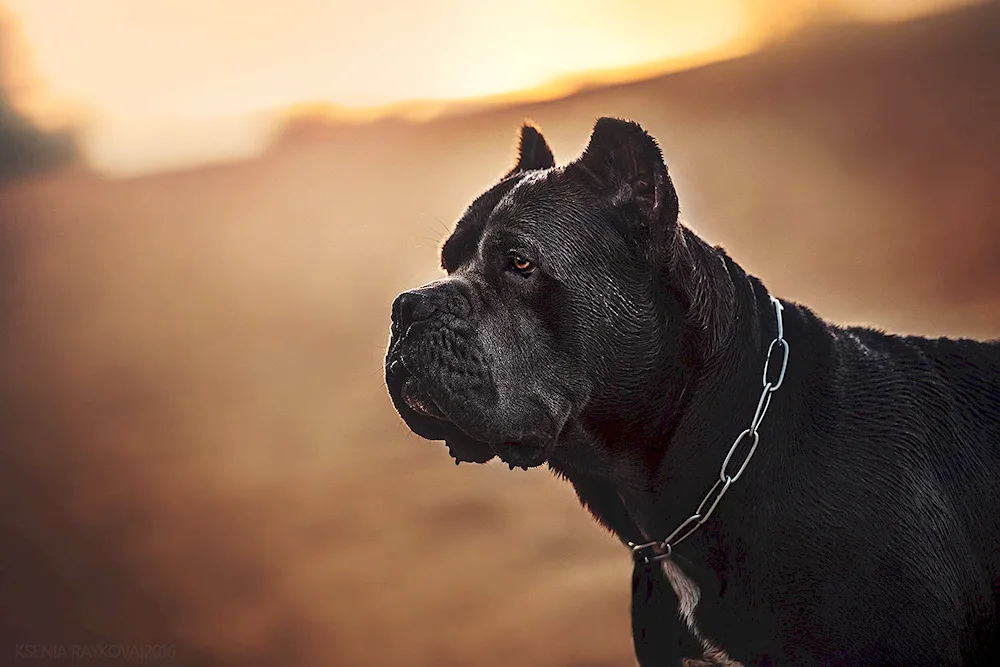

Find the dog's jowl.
xmin=385 ymin=118 xmax=1000 ymax=666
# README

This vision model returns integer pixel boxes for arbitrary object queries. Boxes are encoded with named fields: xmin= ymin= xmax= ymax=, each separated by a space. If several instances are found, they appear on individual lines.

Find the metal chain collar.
xmin=630 ymin=295 xmax=789 ymax=564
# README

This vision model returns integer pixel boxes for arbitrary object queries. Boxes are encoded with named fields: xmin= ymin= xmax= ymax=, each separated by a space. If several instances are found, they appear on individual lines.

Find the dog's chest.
xmin=661 ymin=559 xmax=744 ymax=667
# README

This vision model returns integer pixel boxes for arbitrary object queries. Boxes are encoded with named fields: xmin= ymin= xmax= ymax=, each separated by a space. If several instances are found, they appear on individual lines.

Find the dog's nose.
xmin=392 ymin=289 xmax=437 ymax=327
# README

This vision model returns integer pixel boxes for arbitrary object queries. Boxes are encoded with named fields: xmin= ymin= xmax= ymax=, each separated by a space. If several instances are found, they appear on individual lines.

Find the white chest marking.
xmin=660 ymin=559 xmax=744 ymax=667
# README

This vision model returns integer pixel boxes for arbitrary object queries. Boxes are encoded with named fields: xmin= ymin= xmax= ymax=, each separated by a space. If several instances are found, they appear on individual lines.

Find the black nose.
xmin=392 ymin=289 xmax=437 ymax=328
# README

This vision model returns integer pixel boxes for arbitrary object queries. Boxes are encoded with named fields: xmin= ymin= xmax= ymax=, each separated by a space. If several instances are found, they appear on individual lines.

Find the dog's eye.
xmin=508 ymin=252 xmax=535 ymax=275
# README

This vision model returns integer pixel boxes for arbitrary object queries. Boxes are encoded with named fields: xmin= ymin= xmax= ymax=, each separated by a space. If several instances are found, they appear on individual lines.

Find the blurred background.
xmin=1 ymin=1 xmax=999 ymax=665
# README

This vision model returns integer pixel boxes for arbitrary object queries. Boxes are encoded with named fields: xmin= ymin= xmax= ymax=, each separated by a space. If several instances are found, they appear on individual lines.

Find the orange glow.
xmin=2 ymin=0 xmax=984 ymax=174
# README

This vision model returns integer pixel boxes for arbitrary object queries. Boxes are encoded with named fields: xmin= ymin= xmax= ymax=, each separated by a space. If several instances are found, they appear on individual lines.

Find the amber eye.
xmin=508 ymin=252 xmax=534 ymax=274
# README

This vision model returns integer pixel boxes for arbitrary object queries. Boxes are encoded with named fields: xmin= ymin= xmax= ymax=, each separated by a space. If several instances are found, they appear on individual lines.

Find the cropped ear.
xmin=504 ymin=123 xmax=555 ymax=177
xmin=569 ymin=117 xmax=679 ymax=235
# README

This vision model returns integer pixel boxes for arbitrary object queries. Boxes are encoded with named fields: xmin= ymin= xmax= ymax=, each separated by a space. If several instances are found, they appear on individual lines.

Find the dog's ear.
xmin=569 ymin=117 xmax=680 ymax=237
xmin=505 ymin=123 xmax=555 ymax=177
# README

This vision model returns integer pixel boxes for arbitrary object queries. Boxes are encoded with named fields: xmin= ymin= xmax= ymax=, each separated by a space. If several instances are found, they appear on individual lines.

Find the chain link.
xmin=630 ymin=295 xmax=788 ymax=564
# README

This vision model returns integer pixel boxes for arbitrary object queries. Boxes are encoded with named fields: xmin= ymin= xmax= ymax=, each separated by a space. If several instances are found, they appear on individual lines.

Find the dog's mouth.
xmin=386 ymin=356 xmax=497 ymax=464
xmin=386 ymin=354 xmax=556 ymax=469
xmin=401 ymin=376 xmax=447 ymax=420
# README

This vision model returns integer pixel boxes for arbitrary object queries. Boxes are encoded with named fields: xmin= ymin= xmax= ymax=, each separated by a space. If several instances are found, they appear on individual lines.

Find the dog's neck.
xmin=623 ymin=276 xmax=777 ymax=541
xmin=549 ymin=230 xmax=787 ymax=549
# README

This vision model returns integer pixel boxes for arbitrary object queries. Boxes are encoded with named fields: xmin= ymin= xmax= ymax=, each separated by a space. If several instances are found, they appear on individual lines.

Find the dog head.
xmin=386 ymin=118 xmax=701 ymax=469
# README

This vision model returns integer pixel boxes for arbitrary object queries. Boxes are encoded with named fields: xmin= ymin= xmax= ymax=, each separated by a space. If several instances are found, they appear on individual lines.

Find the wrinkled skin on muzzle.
xmin=386 ymin=272 xmax=591 ymax=468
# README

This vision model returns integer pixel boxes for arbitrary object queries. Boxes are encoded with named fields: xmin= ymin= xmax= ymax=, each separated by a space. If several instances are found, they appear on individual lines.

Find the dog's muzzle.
xmin=386 ymin=283 xmax=499 ymax=464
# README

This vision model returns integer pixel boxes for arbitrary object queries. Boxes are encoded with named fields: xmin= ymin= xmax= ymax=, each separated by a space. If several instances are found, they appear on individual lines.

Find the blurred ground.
xmin=2 ymin=3 xmax=1000 ymax=665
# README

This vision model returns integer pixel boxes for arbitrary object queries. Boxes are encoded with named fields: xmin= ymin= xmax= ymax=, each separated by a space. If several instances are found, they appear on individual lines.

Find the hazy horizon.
xmin=1 ymin=0 xmax=986 ymax=176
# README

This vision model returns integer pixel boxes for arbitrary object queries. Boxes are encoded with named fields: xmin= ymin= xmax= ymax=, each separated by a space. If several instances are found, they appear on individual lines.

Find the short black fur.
xmin=386 ymin=118 xmax=1000 ymax=666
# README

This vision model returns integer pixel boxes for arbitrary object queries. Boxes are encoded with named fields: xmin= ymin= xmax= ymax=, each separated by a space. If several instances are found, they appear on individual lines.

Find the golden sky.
xmin=2 ymin=0 xmax=980 ymax=175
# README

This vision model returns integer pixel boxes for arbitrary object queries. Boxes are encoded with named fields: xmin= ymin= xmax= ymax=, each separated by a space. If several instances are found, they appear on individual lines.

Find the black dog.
xmin=385 ymin=118 xmax=1000 ymax=666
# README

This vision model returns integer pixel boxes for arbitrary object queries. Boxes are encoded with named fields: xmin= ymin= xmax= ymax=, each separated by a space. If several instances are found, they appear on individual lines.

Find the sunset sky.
xmin=2 ymin=0 xmax=981 ymax=174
